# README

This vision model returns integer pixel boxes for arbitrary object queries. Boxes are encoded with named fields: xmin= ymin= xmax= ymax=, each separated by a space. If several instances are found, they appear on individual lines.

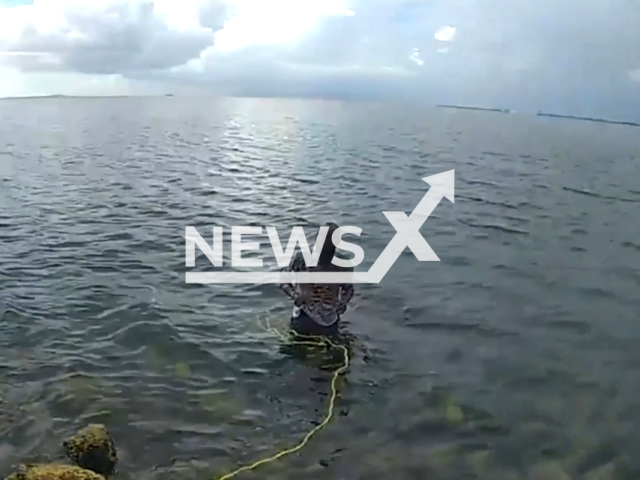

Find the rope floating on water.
xmin=213 ymin=317 xmax=350 ymax=480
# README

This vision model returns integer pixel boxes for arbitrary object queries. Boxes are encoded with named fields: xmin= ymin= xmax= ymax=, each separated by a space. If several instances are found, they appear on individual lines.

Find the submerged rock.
xmin=4 ymin=464 xmax=105 ymax=480
xmin=174 ymin=362 xmax=192 ymax=379
xmin=467 ymin=449 xmax=492 ymax=473
xmin=62 ymin=424 xmax=117 ymax=477
xmin=585 ymin=461 xmax=616 ymax=480
xmin=528 ymin=461 xmax=571 ymax=480
xmin=444 ymin=403 xmax=464 ymax=425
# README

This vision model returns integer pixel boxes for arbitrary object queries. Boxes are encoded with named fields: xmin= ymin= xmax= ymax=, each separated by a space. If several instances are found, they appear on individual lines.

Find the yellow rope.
xmin=213 ymin=317 xmax=350 ymax=480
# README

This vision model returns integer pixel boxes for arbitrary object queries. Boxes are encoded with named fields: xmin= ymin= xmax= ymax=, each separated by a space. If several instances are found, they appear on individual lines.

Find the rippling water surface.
xmin=1 ymin=97 xmax=640 ymax=480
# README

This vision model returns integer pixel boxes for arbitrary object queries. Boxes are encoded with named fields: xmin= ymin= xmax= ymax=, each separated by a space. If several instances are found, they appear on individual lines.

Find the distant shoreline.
xmin=0 ymin=94 xmax=134 ymax=100
xmin=436 ymin=104 xmax=514 ymax=114
xmin=437 ymin=103 xmax=640 ymax=127
xmin=534 ymin=111 xmax=640 ymax=127
xmin=1 ymin=95 xmax=638 ymax=127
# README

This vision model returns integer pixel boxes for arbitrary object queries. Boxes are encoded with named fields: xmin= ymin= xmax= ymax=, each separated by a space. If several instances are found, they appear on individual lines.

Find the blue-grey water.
xmin=1 ymin=97 xmax=640 ymax=480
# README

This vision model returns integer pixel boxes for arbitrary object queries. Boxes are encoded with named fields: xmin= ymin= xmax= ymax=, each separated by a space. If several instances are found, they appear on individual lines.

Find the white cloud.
xmin=409 ymin=47 xmax=423 ymax=66
xmin=213 ymin=0 xmax=354 ymax=51
xmin=434 ymin=26 xmax=455 ymax=42
xmin=0 ymin=0 xmax=639 ymax=114
xmin=0 ymin=65 xmax=170 ymax=97
xmin=0 ymin=0 xmax=219 ymax=73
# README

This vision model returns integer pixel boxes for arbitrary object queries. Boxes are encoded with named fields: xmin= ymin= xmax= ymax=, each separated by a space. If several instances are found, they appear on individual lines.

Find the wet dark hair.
xmin=317 ymin=223 xmax=339 ymax=266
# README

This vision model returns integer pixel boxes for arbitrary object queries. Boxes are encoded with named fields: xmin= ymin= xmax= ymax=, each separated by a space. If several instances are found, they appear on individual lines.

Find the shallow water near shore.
xmin=1 ymin=96 xmax=640 ymax=479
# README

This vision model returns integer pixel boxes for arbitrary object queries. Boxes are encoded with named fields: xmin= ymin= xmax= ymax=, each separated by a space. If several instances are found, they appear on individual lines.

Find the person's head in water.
xmin=318 ymin=222 xmax=339 ymax=267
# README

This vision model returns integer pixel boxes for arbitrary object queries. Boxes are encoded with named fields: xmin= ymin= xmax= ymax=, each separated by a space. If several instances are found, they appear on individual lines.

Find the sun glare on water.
xmin=214 ymin=0 xmax=355 ymax=51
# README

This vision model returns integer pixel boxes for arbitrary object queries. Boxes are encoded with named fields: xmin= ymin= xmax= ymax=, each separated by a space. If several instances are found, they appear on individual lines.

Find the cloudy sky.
xmin=0 ymin=0 xmax=639 ymax=117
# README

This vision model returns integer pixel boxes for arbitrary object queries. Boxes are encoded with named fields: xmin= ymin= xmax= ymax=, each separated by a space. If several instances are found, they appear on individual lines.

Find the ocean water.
xmin=1 ymin=96 xmax=640 ymax=480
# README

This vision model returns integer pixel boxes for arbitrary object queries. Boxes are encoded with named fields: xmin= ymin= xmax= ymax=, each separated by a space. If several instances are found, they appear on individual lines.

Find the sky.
xmin=0 ymin=0 xmax=639 ymax=118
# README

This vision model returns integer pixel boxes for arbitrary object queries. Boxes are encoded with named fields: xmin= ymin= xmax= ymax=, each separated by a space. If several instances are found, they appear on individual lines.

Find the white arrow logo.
xmin=185 ymin=170 xmax=454 ymax=284
xmin=362 ymin=169 xmax=454 ymax=283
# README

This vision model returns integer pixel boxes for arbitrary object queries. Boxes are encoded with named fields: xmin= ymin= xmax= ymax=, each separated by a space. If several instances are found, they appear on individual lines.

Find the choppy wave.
xmin=1 ymin=97 xmax=640 ymax=479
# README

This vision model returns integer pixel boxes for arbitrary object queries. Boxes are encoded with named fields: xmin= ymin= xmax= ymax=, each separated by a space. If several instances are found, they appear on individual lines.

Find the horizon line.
xmin=1 ymin=94 xmax=638 ymax=126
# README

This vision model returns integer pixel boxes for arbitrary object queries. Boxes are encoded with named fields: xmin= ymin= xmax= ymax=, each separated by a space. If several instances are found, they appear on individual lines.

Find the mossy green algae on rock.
xmin=62 ymin=424 xmax=117 ymax=477
xmin=4 ymin=464 xmax=105 ymax=480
